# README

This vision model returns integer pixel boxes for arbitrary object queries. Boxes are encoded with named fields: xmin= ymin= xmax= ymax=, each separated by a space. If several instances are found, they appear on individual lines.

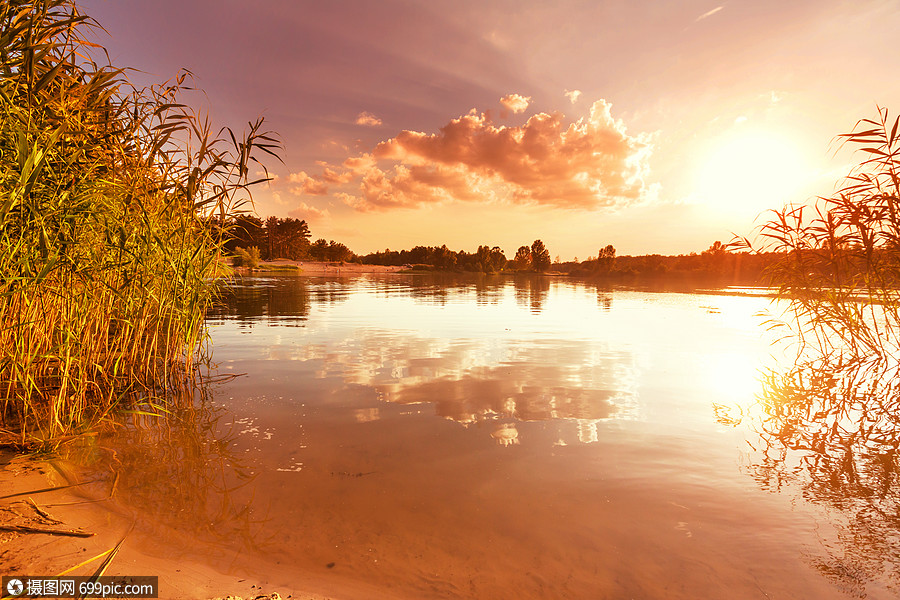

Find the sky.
xmin=80 ymin=0 xmax=900 ymax=259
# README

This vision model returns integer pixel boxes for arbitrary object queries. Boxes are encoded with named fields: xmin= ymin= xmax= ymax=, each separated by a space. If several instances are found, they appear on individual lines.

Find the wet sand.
xmin=0 ymin=451 xmax=337 ymax=600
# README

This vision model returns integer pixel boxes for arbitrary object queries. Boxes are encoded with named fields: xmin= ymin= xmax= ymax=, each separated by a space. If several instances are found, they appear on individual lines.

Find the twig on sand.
xmin=0 ymin=524 xmax=94 ymax=537
xmin=0 ymin=481 xmax=94 ymax=501
xmin=27 ymin=497 xmax=64 ymax=524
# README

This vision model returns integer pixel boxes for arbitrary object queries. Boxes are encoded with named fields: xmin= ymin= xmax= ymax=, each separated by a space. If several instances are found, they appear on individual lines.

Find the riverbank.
xmin=249 ymin=260 xmax=404 ymax=275
xmin=0 ymin=451 xmax=340 ymax=600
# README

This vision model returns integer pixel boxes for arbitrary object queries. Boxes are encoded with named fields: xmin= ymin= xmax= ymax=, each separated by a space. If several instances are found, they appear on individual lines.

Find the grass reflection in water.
xmin=740 ymin=356 xmax=900 ymax=597
xmin=57 ymin=385 xmax=268 ymax=560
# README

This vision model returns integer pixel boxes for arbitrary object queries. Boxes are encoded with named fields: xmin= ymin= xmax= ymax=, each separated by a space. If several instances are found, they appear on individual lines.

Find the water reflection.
xmin=378 ymin=365 xmax=625 ymax=426
xmin=209 ymin=273 xmax=575 ymax=318
xmin=514 ymin=275 xmax=550 ymax=312
xmin=58 ymin=390 xmax=265 ymax=557
xmin=597 ymin=289 xmax=613 ymax=311
xmin=302 ymin=333 xmax=637 ymax=442
xmin=490 ymin=422 xmax=520 ymax=446
xmin=746 ymin=357 xmax=900 ymax=596
xmin=207 ymin=277 xmax=315 ymax=326
xmin=209 ymin=275 xmax=638 ymax=445
xmin=59 ymin=276 xmax=870 ymax=599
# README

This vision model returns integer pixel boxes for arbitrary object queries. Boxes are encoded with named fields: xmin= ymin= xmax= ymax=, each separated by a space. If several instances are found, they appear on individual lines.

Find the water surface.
xmin=79 ymin=275 xmax=899 ymax=598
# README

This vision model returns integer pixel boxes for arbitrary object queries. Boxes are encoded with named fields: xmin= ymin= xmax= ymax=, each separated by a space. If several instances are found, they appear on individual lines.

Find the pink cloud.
xmin=342 ymin=153 xmax=377 ymax=174
xmin=342 ymin=162 xmax=490 ymax=212
xmin=288 ymin=201 xmax=331 ymax=221
xmin=499 ymin=93 xmax=531 ymax=114
xmin=321 ymin=167 xmax=353 ymax=184
xmin=287 ymin=171 xmax=329 ymax=196
xmin=355 ymin=111 xmax=383 ymax=126
xmin=349 ymin=99 xmax=652 ymax=210
xmin=564 ymin=89 xmax=582 ymax=104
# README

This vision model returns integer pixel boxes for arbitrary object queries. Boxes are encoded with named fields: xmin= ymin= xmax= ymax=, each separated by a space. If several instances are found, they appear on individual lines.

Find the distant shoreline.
xmin=235 ymin=259 xmax=405 ymax=274
xmin=235 ymin=260 xmax=771 ymax=287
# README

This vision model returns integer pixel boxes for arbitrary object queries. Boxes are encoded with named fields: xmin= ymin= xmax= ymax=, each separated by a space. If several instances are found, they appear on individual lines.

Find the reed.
xmin=0 ymin=0 xmax=279 ymax=448
xmin=738 ymin=107 xmax=900 ymax=362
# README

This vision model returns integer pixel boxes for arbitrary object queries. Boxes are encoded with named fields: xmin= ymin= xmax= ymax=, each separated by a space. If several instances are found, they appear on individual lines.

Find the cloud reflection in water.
xmin=210 ymin=276 xmax=641 ymax=446
xmin=302 ymin=332 xmax=639 ymax=444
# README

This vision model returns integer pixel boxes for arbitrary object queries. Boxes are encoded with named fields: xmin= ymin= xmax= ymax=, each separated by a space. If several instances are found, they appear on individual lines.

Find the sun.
xmin=693 ymin=129 xmax=813 ymax=221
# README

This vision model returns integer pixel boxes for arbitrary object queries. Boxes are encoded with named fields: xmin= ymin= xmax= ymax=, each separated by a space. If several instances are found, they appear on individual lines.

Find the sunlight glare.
xmin=694 ymin=130 xmax=812 ymax=220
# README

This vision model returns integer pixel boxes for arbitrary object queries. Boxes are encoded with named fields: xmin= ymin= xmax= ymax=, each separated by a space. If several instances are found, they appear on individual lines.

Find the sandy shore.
xmin=0 ymin=451 xmax=338 ymax=600
xmin=252 ymin=260 xmax=404 ymax=275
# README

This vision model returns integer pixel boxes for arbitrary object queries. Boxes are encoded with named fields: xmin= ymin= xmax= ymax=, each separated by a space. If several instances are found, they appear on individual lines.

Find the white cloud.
xmin=565 ymin=89 xmax=582 ymax=104
xmin=695 ymin=6 xmax=723 ymax=22
xmin=287 ymin=171 xmax=329 ymax=196
xmin=288 ymin=201 xmax=331 ymax=221
xmin=499 ymin=93 xmax=531 ymax=114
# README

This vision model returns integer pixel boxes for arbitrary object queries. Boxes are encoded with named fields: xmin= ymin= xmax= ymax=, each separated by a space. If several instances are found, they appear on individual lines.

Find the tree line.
xmin=564 ymin=241 xmax=780 ymax=284
xmin=223 ymin=217 xmax=556 ymax=273
xmin=359 ymin=239 xmax=552 ymax=273
xmin=223 ymin=215 xmax=353 ymax=262
xmin=223 ymin=215 xmax=782 ymax=283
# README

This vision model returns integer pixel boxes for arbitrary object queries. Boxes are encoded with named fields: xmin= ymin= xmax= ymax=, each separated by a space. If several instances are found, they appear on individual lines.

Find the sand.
xmin=0 ymin=450 xmax=337 ymax=600
xmin=245 ymin=260 xmax=404 ymax=275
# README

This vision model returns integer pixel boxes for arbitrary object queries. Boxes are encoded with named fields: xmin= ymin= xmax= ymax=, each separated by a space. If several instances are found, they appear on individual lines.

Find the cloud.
xmin=342 ymin=153 xmax=377 ymax=174
xmin=255 ymin=170 xmax=280 ymax=185
xmin=355 ymin=111 xmax=383 ymax=126
xmin=499 ymin=93 xmax=531 ymax=114
xmin=345 ymin=162 xmax=495 ymax=212
xmin=288 ymin=201 xmax=331 ymax=221
xmin=564 ymin=89 xmax=582 ymax=104
xmin=287 ymin=171 xmax=329 ymax=196
xmin=298 ymin=99 xmax=654 ymax=213
xmin=695 ymin=6 xmax=723 ymax=21
xmin=321 ymin=167 xmax=353 ymax=184
xmin=347 ymin=99 xmax=653 ymax=211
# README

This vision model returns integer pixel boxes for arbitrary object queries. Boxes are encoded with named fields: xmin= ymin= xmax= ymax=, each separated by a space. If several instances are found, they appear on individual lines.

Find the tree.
xmin=327 ymin=240 xmax=354 ymax=262
xmin=279 ymin=218 xmax=311 ymax=259
xmin=513 ymin=246 xmax=532 ymax=271
xmin=226 ymin=215 xmax=265 ymax=253
xmin=309 ymin=238 xmax=329 ymax=261
xmin=266 ymin=215 xmax=278 ymax=259
xmin=531 ymin=239 xmax=551 ymax=272
xmin=489 ymin=246 xmax=507 ymax=272
xmin=434 ymin=245 xmax=457 ymax=270
xmin=475 ymin=245 xmax=492 ymax=272
xmin=597 ymin=244 xmax=616 ymax=274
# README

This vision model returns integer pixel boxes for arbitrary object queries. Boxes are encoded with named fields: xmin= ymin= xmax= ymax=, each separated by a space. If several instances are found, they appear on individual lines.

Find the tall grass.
xmin=731 ymin=110 xmax=900 ymax=594
xmin=0 ymin=0 xmax=279 ymax=448
xmin=741 ymin=107 xmax=900 ymax=363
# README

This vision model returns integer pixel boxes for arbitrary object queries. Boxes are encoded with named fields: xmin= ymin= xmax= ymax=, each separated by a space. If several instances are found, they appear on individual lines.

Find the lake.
xmin=73 ymin=274 xmax=899 ymax=599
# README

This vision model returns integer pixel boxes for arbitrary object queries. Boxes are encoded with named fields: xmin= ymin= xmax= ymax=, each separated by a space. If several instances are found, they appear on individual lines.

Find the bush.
xmin=233 ymin=246 xmax=260 ymax=269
